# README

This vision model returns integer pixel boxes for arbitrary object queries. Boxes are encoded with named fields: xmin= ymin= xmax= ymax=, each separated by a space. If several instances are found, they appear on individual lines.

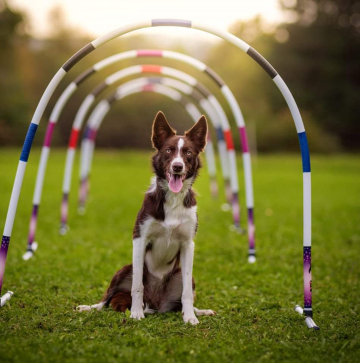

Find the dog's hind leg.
xmin=77 ymin=302 xmax=105 ymax=312
xmin=194 ymin=307 xmax=216 ymax=316
xmin=144 ymin=304 xmax=156 ymax=314
xmin=76 ymin=264 xmax=133 ymax=313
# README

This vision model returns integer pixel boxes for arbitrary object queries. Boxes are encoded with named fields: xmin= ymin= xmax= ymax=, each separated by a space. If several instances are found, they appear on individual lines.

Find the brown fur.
xmin=101 ymin=257 xmax=195 ymax=313
xmin=133 ymin=112 xmax=206 ymax=238
xmin=110 ymin=291 xmax=132 ymax=312
xmin=101 ymin=111 xmax=207 ymax=314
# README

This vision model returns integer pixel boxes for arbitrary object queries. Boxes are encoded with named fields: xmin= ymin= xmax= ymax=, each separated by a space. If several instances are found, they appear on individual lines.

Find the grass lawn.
xmin=0 ymin=149 xmax=359 ymax=362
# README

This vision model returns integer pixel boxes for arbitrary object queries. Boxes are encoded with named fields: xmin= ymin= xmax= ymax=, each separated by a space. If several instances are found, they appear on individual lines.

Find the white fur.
xmin=146 ymin=176 xmax=157 ymax=194
xmin=181 ymin=240 xmax=198 ymax=324
xmin=171 ymin=138 xmax=185 ymax=171
xmin=142 ymin=179 xmax=197 ymax=280
xmin=194 ymin=308 xmax=216 ymax=316
xmin=130 ymin=236 xmax=146 ymax=320
xmin=131 ymin=178 xmax=199 ymax=323
xmin=77 ymin=302 xmax=105 ymax=312
xmin=77 ymin=157 xmax=214 ymax=324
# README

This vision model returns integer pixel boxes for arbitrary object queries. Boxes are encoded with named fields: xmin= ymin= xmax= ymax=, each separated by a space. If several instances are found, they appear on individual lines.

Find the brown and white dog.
xmin=77 ymin=111 xmax=215 ymax=325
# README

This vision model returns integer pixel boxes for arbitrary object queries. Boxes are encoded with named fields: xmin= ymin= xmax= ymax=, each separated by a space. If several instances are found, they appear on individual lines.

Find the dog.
xmin=77 ymin=111 xmax=215 ymax=325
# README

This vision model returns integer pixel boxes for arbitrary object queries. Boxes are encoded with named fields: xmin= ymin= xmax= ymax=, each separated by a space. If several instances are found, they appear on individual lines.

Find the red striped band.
xmin=224 ymin=130 xmax=234 ymax=150
xmin=141 ymin=65 xmax=162 ymax=74
xmin=69 ymin=128 xmax=80 ymax=148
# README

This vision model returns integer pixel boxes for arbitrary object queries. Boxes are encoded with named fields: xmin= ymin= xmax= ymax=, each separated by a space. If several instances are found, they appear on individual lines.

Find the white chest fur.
xmin=141 ymin=188 xmax=197 ymax=279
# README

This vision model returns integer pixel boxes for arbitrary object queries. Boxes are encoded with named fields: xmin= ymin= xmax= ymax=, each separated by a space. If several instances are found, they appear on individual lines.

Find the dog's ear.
xmin=151 ymin=111 xmax=176 ymax=150
xmin=185 ymin=115 xmax=208 ymax=152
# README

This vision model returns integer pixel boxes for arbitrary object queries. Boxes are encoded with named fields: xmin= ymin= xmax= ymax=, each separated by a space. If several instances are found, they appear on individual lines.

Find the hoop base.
xmin=294 ymin=305 xmax=303 ymax=315
xmin=22 ymin=241 xmax=38 ymax=261
xmin=294 ymin=305 xmax=320 ymax=330
xmin=78 ymin=206 xmax=86 ymax=215
xmin=59 ymin=224 xmax=69 ymax=235
xmin=210 ymin=179 xmax=218 ymax=199
xmin=221 ymin=203 xmax=231 ymax=212
xmin=229 ymin=224 xmax=245 ymax=234
xmin=305 ymin=317 xmax=320 ymax=330
xmin=0 ymin=291 xmax=14 ymax=307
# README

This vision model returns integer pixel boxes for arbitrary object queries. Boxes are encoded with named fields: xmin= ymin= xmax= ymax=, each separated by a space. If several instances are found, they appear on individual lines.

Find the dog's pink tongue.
xmin=169 ymin=174 xmax=183 ymax=193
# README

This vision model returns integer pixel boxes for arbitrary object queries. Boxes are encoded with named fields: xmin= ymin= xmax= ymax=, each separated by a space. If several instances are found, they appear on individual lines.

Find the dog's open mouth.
xmin=166 ymin=172 xmax=186 ymax=193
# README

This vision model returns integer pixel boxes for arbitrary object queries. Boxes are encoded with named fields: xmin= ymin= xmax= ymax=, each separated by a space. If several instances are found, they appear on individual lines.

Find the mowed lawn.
xmin=0 ymin=149 xmax=359 ymax=363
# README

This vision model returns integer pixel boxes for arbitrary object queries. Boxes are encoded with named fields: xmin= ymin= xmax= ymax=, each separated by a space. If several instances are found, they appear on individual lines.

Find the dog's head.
xmin=151 ymin=111 xmax=208 ymax=193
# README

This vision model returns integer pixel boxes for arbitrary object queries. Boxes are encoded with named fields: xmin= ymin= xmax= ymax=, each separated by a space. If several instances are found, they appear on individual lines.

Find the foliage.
xmin=0 ymin=1 xmax=359 ymax=152
xmin=272 ymin=0 xmax=360 ymax=150
xmin=0 ymin=0 xmax=28 ymax=145
xmin=0 ymin=150 xmax=359 ymax=362
xmin=207 ymin=0 xmax=360 ymax=152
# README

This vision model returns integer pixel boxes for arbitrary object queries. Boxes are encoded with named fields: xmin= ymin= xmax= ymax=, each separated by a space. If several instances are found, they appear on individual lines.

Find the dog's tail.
xmin=101 ymin=264 xmax=133 ymax=312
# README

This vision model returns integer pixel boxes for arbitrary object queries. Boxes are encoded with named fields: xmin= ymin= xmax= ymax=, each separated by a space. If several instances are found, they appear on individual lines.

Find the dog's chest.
xmin=143 ymin=198 xmax=197 ymax=276
xmin=148 ymin=202 xmax=197 ymax=244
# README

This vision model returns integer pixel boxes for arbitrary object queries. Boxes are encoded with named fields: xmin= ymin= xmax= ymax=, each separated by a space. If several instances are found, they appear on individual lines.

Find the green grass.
xmin=0 ymin=149 xmax=359 ymax=362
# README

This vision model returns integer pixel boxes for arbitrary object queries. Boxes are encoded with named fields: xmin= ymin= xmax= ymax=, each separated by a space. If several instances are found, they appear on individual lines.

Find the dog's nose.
xmin=172 ymin=162 xmax=183 ymax=173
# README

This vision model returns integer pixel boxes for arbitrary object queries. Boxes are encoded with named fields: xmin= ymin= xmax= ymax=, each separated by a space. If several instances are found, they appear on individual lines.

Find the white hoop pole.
xmin=81 ymin=78 xmax=214 ymax=207
xmin=25 ymin=49 xmax=242 ymax=258
xmin=78 ymin=77 xmax=217 ymax=210
xmin=59 ymin=64 xmax=240 ymax=235
xmin=0 ymin=20 xmax=316 ymax=330
xmin=78 ymin=77 xmax=220 ymax=212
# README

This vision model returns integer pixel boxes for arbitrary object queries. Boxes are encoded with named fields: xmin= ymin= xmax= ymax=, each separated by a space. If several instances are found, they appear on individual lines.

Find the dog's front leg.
xmin=181 ymin=241 xmax=199 ymax=325
xmin=130 ymin=237 xmax=146 ymax=320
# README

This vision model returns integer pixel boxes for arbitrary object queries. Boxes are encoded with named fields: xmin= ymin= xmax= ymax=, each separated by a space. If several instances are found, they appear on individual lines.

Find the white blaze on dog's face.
xmin=151 ymin=111 xmax=208 ymax=193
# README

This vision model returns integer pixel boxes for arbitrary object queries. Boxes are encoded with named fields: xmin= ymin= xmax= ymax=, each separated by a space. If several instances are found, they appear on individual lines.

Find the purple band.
xmin=84 ymin=126 xmax=91 ymax=139
xmin=61 ymin=193 xmax=69 ymax=224
xmin=239 ymin=127 xmax=249 ymax=153
xmin=247 ymin=208 xmax=255 ymax=250
xmin=231 ymin=192 xmax=240 ymax=227
xmin=27 ymin=204 xmax=39 ymax=246
xmin=210 ymin=178 xmax=218 ymax=198
xmin=43 ymin=122 xmax=56 ymax=147
xmin=304 ymin=246 xmax=312 ymax=310
xmin=0 ymin=236 xmax=10 ymax=294
xmin=224 ymin=180 xmax=232 ymax=204
xmin=89 ymin=128 xmax=97 ymax=141
xmin=79 ymin=178 xmax=88 ymax=205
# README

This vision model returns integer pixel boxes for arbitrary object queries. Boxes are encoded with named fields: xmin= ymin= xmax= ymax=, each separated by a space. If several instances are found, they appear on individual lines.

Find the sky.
xmin=11 ymin=0 xmax=284 ymax=38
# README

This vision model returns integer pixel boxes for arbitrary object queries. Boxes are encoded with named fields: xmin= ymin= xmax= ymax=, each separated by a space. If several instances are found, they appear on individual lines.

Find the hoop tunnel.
xmin=77 ymin=76 xmax=224 ymax=214
xmin=58 ymin=64 xmax=240 ymax=237
xmin=0 ymin=19 xmax=317 ymax=330
xmin=25 ymin=49 xmax=250 ymax=263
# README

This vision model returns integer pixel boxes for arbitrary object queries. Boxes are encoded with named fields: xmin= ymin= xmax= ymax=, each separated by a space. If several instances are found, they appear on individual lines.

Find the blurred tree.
xmin=270 ymin=0 xmax=360 ymax=150
xmin=0 ymin=1 xmax=357 ymax=152
xmin=205 ymin=16 xmax=341 ymax=153
xmin=0 ymin=0 xmax=29 ymax=145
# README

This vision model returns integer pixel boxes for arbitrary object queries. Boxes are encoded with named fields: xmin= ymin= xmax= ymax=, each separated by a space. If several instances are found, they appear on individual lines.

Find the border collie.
xmin=77 ymin=111 xmax=215 ymax=325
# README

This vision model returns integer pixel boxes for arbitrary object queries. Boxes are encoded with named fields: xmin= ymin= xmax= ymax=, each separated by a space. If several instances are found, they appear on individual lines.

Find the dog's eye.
xmin=166 ymin=148 xmax=171 ymax=153
xmin=186 ymin=151 xmax=192 ymax=156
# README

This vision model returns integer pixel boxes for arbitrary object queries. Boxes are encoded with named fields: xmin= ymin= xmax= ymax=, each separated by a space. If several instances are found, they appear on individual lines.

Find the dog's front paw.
xmin=183 ymin=313 xmax=199 ymax=325
xmin=130 ymin=309 xmax=145 ymax=320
